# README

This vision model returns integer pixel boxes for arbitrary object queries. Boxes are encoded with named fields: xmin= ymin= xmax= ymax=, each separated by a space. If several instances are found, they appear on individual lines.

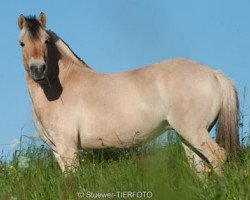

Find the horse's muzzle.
xmin=29 ymin=63 xmax=47 ymax=81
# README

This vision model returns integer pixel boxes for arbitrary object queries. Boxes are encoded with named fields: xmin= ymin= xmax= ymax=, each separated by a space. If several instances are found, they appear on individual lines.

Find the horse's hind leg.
xmin=180 ymin=128 xmax=226 ymax=172
xmin=181 ymin=142 xmax=206 ymax=174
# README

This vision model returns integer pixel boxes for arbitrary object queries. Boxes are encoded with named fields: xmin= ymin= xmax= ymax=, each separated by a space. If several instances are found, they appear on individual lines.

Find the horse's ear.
xmin=38 ymin=12 xmax=46 ymax=28
xmin=18 ymin=14 xmax=26 ymax=30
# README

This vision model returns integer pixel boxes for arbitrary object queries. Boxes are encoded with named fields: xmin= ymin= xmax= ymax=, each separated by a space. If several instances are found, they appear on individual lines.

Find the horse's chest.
xmin=33 ymin=102 xmax=79 ymax=135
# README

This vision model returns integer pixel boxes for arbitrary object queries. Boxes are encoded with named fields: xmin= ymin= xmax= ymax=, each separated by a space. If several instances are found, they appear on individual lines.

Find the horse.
xmin=18 ymin=12 xmax=240 ymax=173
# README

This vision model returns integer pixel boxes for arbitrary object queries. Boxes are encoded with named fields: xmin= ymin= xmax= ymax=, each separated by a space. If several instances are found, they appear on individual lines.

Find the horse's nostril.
xmin=30 ymin=65 xmax=36 ymax=73
xmin=41 ymin=64 xmax=46 ymax=72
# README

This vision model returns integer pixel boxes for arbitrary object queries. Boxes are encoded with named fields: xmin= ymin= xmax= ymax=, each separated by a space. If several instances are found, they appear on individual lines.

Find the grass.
xmin=0 ymin=134 xmax=249 ymax=200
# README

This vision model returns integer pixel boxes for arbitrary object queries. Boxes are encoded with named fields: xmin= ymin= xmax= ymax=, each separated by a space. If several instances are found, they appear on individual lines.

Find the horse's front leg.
xmin=53 ymin=151 xmax=67 ymax=172
xmin=53 ymin=139 xmax=79 ymax=173
xmin=34 ymin=115 xmax=79 ymax=172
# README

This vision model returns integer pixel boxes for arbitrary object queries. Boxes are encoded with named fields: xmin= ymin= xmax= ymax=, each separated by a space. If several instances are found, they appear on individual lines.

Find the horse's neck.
xmin=54 ymin=39 xmax=93 ymax=72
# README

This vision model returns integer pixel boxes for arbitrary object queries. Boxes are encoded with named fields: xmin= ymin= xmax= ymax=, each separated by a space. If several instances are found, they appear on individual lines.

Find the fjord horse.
xmin=18 ymin=13 xmax=240 ymax=173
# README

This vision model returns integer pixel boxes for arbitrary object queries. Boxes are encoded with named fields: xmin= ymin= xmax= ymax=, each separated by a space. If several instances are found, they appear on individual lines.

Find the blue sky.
xmin=0 ymin=0 xmax=249 ymax=154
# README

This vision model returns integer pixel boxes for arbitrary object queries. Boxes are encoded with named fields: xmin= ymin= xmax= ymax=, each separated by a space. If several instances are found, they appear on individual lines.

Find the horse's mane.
xmin=47 ymin=30 xmax=92 ymax=70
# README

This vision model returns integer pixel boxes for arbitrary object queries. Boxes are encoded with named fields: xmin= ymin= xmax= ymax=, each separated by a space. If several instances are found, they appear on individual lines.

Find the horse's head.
xmin=18 ymin=12 xmax=49 ymax=81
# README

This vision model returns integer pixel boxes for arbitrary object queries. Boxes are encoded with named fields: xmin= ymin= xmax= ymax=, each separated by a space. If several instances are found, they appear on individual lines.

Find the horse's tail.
xmin=214 ymin=71 xmax=240 ymax=156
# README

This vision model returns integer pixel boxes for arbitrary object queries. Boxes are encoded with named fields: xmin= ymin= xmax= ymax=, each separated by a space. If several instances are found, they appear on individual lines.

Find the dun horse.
xmin=18 ymin=13 xmax=240 ymax=173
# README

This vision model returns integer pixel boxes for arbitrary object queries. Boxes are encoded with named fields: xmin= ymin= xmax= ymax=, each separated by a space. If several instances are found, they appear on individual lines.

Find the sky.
xmin=0 ymin=0 xmax=249 ymax=155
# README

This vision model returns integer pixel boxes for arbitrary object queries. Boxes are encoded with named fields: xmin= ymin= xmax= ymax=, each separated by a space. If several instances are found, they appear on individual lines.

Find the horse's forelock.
xmin=24 ymin=15 xmax=43 ymax=40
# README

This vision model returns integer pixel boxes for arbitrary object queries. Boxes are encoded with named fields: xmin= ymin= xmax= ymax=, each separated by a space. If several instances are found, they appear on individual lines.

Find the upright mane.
xmin=47 ymin=30 xmax=92 ymax=71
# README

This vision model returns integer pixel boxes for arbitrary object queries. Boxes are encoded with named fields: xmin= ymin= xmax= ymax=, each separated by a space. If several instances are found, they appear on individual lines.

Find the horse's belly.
xmin=79 ymin=117 xmax=170 ymax=149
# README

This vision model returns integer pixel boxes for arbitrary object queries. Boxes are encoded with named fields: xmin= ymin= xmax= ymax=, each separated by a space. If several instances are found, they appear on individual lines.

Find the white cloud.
xmin=10 ymin=139 xmax=20 ymax=148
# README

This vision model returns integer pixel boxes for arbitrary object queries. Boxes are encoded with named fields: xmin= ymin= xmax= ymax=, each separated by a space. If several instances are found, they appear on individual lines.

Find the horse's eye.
xmin=20 ymin=42 xmax=25 ymax=47
xmin=44 ymin=39 xmax=49 ymax=44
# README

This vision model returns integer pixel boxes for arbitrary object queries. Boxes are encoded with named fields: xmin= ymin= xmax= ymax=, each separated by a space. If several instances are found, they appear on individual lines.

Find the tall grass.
xmin=0 ymin=133 xmax=249 ymax=200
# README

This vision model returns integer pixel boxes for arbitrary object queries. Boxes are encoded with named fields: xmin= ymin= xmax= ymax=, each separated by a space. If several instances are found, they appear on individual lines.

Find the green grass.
xmin=0 ymin=134 xmax=249 ymax=200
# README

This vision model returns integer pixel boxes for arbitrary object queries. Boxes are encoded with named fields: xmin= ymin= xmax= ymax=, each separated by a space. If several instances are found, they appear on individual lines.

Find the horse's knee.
xmin=209 ymin=147 xmax=226 ymax=172
xmin=53 ymin=151 xmax=66 ymax=172
xmin=54 ymin=145 xmax=79 ymax=172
